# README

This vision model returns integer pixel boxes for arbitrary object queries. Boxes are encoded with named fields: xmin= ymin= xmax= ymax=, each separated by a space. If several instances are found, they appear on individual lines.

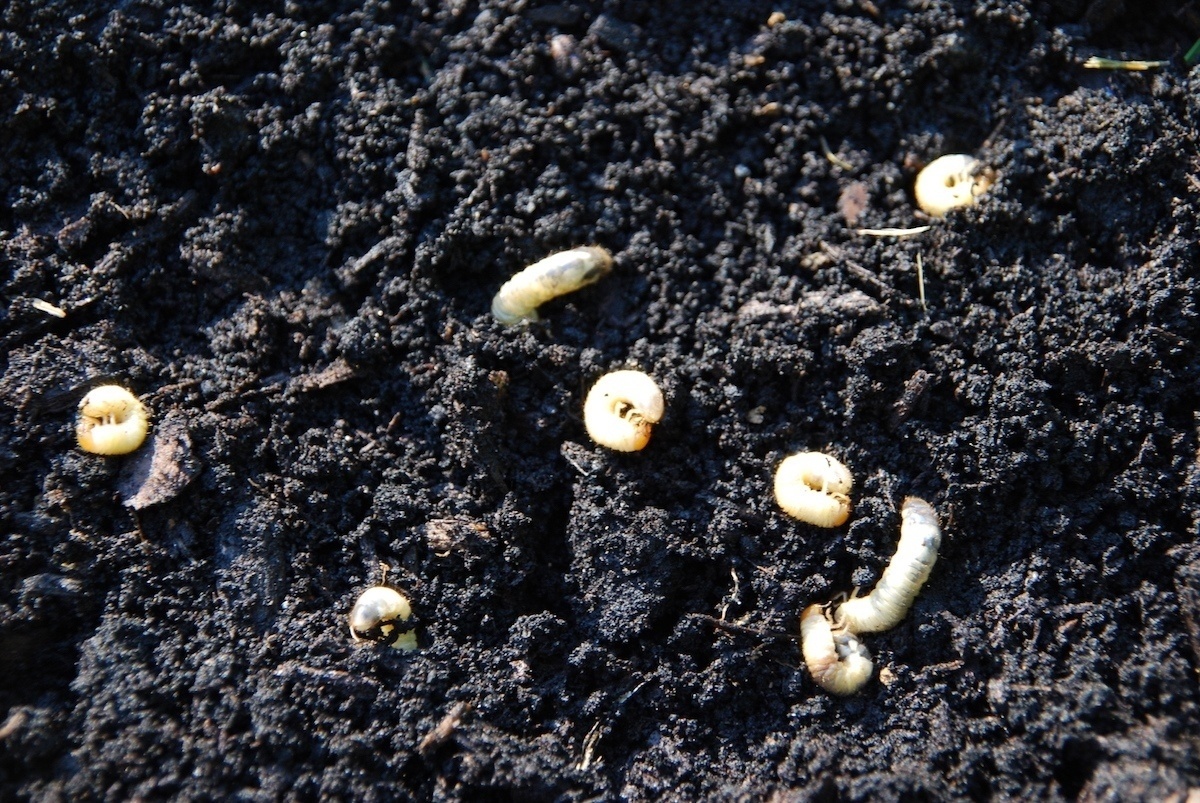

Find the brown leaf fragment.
xmin=418 ymin=702 xmax=472 ymax=756
xmin=892 ymin=369 xmax=934 ymax=425
xmin=838 ymin=181 xmax=870 ymax=227
xmin=425 ymin=517 xmax=491 ymax=557
xmin=287 ymin=358 xmax=357 ymax=393
xmin=120 ymin=412 xmax=201 ymax=509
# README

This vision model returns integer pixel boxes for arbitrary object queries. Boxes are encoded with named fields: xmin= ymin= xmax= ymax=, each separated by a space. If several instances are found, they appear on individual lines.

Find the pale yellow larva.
xmin=773 ymin=451 xmax=853 ymax=527
xmin=349 ymin=586 xmax=418 ymax=651
xmin=800 ymin=604 xmax=874 ymax=695
xmin=76 ymin=384 xmax=150 ymax=455
xmin=834 ymin=497 xmax=942 ymax=634
xmin=491 ymin=246 xmax=613 ymax=325
xmin=583 ymin=370 xmax=664 ymax=452
xmin=914 ymin=154 xmax=993 ymax=217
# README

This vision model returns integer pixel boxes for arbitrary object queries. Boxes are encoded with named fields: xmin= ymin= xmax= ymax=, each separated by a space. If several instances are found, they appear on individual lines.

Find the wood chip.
xmin=30 ymin=299 xmax=67 ymax=318
xmin=120 ymin=412 xmax=201 ymax=509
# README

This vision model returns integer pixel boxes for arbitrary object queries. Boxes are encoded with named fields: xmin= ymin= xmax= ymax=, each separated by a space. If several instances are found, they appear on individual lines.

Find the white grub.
xmin=914 ymin=154 xmax=993 ymax=217
xmin=491 ymin=246 xmax=613 ymax=325
xmin=834 ymin=497 xmax=942 ymax=634
xmin=349 ymin=586 xmax=418 ymax=651
xmin=76 ymin=385 xmax=150 ymax=455
xmin=773 ymin=451 xmax=853 ymax=527
xmin=583 ymin=370 xmax=664 ymax=452
xmin=800 ymin=604 xmax=874 ymax=695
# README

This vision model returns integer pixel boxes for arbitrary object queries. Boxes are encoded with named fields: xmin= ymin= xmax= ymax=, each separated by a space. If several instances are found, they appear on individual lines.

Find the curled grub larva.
xmin=583 ymin=370 xmax=664 ymax=452
xmin=76 ymin=385 xmax=150 ymax=455
xmin=349 ymin=586 xmax=418 ymax=651
xmin=834 ymin=497 xmax=942 ymax=634
xmin=800 ymin=604 xmax=874 ymax=695
xmin=914 ymin=154 xmax=993 ymax=217
xmin=491 ymin=246 xmax=613 ymax=325
xmin=773 ymin=452 xmax=853 ymax=527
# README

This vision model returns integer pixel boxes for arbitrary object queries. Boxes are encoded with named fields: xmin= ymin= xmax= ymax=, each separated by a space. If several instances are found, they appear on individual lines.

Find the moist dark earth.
xmin=2 ymin=1 xmax=1199 ymax=800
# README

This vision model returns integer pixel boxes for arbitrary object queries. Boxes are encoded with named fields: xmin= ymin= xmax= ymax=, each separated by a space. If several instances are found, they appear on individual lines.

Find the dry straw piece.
xmin=349 ymin=586 xmax=418 ymax=651
xmin=913 ymin=154 xmax=993 ymax=217
xmin=491 ymin=246 xmax=613 ymax=325
xmin=583 ymin=370 xmax=664 ymax=452
xmin=773 ymin=451 xmax=853 ymax=527
xmin=76 ymin=385 xmax=150 ymax=455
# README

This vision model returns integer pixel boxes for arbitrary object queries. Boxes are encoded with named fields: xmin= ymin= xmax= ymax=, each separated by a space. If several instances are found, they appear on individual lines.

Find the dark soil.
xmin=2 ymin=1 xmax=1199 ymax=800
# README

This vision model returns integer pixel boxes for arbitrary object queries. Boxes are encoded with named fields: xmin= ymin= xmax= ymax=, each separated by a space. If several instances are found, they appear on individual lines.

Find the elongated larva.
xmin=834 ymin=497 xmax=942 ymax=634
xmin=773 ymin=452 xmax=853 ymax=527
xmin=491 ymin=246 xmax=613 ymax=325
xmin=349 ymin=586 xmax=418 ymax=651
xmin=914 ymin=154 xmax=993 ymax=217
xmin=800 ymin=604 xmax=874 ymax=695
xmin=583 ymin=370 xmax=664 ymax=452
xmin=76 ymin=385 xmax=150 ymax=455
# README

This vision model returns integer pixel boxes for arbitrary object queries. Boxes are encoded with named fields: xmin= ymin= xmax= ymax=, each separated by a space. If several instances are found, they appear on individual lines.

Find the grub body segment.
xmin=800 ymin=604 xmax=874 ymax=695
xmin=491 ymin=246 xmax=613 ymax=325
